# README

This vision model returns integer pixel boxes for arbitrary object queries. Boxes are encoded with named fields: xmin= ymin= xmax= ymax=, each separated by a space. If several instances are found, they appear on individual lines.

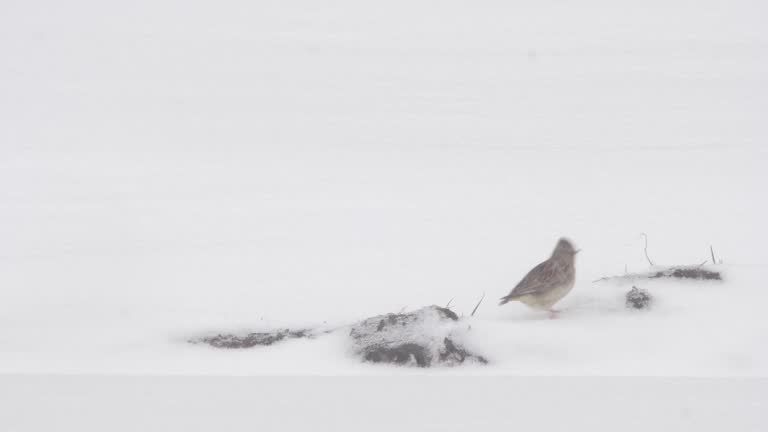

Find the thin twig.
xmin=710 ymin=245 xmax=717 ymax=265
xmin=445 ymin=297 xmax=455 ymax=309
xmin=641 ymin=233 xmax=654 ymax=266
xmin=470 ymin=292 xmax=485 ymax=317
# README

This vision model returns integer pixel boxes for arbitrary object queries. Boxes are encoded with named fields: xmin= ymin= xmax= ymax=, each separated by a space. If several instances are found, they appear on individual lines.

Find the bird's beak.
xmin=575 ymin=249 xmax=581 ymax=254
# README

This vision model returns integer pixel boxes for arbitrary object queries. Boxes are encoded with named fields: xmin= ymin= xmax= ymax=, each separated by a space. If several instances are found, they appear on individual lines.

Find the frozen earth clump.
xmin=190 ymin=329 xmax=314 ymax=348
xmin=626 ymin=286 xmax=653 ymax=310
xmin=349 ymin=305 xmax=487 ymax=367
xmin=189 ymin=305 xmax=487 ymax=367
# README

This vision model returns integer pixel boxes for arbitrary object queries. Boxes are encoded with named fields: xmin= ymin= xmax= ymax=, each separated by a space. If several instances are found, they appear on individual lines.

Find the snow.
xmin=3 ymin=149 xmax=766 ymax=376
xmin=2 ymin=375 xmax=766 ymax=431
xmin=1 ymin=0 xmax=767 ymax=428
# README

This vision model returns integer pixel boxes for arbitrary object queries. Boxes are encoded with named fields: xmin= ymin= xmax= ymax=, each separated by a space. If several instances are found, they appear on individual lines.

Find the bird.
xmin=499 ymin=238 xmax=579 ymax=318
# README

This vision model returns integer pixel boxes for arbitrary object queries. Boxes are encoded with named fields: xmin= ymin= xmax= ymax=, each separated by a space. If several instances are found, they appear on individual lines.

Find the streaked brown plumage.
xmin=499 ymin=238 xmax=578 ymax=316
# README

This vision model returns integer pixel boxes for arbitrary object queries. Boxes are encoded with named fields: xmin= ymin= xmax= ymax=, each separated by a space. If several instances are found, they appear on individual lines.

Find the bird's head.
xmin=552 ymin=238 xmax=579 ymax=259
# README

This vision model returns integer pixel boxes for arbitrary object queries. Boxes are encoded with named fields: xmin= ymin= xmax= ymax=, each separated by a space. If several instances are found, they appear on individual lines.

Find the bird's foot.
xmin=547 ymin=309 xmax=560 ymax=319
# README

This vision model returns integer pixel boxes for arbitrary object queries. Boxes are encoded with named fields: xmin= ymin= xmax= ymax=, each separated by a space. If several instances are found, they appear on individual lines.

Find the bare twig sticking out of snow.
xmin=710 ymin=245 xmax=717 ymax=265
xmin=445 ymin=297 xmax=455 ymax=309
xmin=470 ymin=292 xmax=485 ymax=317
xmin=641 ymin=233 xmax=654 ymax=266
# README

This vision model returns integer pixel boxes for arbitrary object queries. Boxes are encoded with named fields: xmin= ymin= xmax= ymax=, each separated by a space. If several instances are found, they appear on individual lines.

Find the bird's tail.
xmin=499 ymin=293 xmax=521 ymax=305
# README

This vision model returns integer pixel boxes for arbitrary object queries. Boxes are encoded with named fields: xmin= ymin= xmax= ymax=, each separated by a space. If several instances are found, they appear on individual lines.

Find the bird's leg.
xmin=547 ymin=309 xmax=560 ymax=319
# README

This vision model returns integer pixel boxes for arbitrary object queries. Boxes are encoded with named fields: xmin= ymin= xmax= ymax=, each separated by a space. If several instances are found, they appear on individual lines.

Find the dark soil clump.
xmin=191 ymin=329 xmax=312 ymax=349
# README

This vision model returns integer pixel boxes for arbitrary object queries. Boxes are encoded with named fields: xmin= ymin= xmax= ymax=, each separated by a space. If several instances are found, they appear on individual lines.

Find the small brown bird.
xmin=499 ymin=238 xmax=578 ymax=318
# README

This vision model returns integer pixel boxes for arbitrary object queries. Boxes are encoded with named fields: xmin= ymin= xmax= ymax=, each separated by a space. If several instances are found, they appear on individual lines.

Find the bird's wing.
xmin=506 ymin=260 xmax=559 ymax=298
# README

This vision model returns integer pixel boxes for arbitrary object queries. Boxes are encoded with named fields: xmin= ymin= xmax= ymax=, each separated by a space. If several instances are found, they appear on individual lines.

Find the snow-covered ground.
xmin=1 ymin=0 xmax=767 ymax=428
xmin=1 ymin=375 xmax=765 ymax=431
